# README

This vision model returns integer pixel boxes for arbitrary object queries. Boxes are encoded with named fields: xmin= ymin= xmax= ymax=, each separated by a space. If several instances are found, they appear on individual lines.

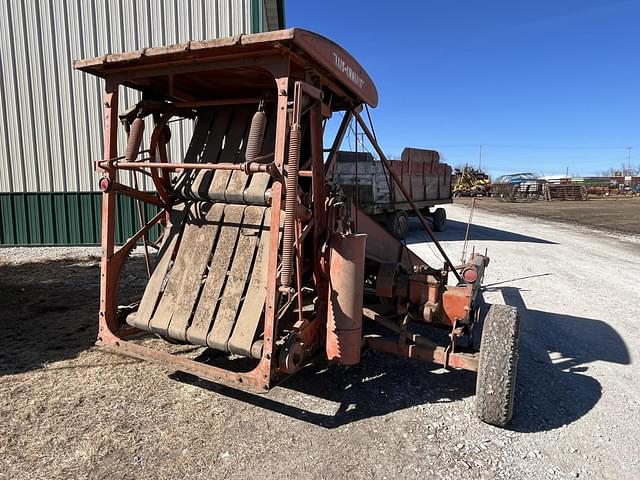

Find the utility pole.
xmin=478 ymin=144 xmax=483 ymax=171
xmin=627 ymin=146 xmax=632 ymax=175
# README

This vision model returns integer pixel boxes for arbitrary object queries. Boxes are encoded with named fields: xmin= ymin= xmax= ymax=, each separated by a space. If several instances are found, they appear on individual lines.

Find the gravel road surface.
xmin=1 ymin=205 xmax=638 ymax=479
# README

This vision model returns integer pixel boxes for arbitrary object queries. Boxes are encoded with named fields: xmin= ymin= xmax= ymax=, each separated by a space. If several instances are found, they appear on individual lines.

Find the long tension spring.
xmin=280 ymin=125 xmax=301 ymax=289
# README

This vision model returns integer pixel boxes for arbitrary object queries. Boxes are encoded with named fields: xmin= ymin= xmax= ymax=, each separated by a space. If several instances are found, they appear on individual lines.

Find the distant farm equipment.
xmin=452 ymin=166 xmax=490 ymax=197
xmin=492 ymin=173 xmax=545 ymax=202
xmin=578 ymin=176 xmax=640 ymax=197
xmin=543 ymin=183 xmax=587 ymax=201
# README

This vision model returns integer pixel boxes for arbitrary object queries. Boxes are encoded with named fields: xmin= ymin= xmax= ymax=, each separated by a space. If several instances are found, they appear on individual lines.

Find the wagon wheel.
xmin=387 ymin=210 xmax=409 ymax=239
xmin=432 ymin=208 xmax=446 ymax=232
xmin=509 ymin=185 xmax=518 ymax=202
xmin=475 ymin=304 xmax=520 ymax=427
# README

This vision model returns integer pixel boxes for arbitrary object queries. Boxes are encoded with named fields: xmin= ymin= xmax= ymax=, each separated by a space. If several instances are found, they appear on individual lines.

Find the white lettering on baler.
xmin=332 ymin=52 xmax=365 ymax=90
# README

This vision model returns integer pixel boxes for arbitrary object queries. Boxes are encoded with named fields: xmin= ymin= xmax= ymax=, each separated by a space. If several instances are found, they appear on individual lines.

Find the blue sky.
xmin=287 ymin=1 xmax=640 ymax=177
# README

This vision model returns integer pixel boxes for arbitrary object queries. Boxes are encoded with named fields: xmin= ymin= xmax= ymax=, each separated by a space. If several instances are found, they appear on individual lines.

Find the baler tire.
xmin=475 ymin=304 xmax=520 ymax=427
xmin=433 ymin=208 xmax=446 ymax=232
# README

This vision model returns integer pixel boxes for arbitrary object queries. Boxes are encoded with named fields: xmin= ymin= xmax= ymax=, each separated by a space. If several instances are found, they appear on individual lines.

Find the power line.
xmin=428 ymin=143 xmax=639 ymax=151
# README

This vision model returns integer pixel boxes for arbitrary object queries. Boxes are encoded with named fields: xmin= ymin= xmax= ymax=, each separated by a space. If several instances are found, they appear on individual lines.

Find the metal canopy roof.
xmin=74 ymin=28 xmax=378 ymax=108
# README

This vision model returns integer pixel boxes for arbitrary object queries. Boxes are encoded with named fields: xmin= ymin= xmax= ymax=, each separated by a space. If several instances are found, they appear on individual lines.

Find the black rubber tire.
xmin=432 ymin=208 xmax=446 ymax=232
xmin=387 ymin=210 xmax=409 ymax=239
xmin=475 ymin=304 xmax=520 ymax=427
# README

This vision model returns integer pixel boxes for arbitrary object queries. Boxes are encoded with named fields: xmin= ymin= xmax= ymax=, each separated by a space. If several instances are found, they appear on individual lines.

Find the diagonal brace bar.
xmin=353 ymin=111 xmax=463 ymax=283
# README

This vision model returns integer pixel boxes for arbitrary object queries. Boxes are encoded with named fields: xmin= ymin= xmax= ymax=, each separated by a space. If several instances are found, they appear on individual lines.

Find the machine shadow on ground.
xmin=406 ymin=218 xmax=557 ymax=245
xmin=497 ymin=287 xmax=630 ymax=433
xmin=0 ymin=256 xmax=147 ymax=376
xmin=5 ymin=253 xmax=625 ymax=433
xmin=173 ymin=351 xmax=478 ymax=429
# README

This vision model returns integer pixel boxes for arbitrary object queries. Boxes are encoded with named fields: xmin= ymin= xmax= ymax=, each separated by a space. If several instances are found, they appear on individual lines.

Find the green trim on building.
xmin=0 ymin=0 xmax=285 ymax=247
xmin=0 ymin=193 xmax=160 ymax=246
xmin=251 ymin=0 xmax=285 ymax=33
xmin=251 ymin=0 xmax=261 ymax=34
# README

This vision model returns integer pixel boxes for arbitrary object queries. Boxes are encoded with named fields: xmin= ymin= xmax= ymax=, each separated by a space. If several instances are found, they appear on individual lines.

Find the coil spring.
xmin=280 ymin=125 xmax=301 ymax=288
xmin=246 ymin=110 xmax=266 ymax=161
xmin=125 ymin=117 xmax=145 ymax=162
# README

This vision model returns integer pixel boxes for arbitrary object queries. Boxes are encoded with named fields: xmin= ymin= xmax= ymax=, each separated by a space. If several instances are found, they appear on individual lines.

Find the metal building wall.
xmin=0 ymin=0 xmax=284 ymax=245
xmin=0 ymin=0 xmax=260 ymax=194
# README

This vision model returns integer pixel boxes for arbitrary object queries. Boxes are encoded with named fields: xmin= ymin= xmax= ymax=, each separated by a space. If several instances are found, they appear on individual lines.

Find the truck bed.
xmin=334 ymin=147 xmax=453 ymax=215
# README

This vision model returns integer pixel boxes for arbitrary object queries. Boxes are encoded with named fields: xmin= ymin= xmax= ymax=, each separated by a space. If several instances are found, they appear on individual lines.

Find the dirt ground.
xmin=454 ymin=196 xmax=640 ymax=234
xmin=1 ymin=206 xmax=639 ymax=479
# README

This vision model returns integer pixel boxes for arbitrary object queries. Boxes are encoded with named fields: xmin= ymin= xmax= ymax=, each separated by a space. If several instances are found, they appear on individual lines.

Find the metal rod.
xmin=461 ymin=197 xmax=477 ymax=263
xmin=172 ymin=97 xmax=262 ymax=108
xmin=363 ymin=307 xmax=438 ymax=349
xmin=107 ymin=161 xmax=271 ymax=172
xmin=294 ymin=219 xmax=304 ymax=324
xmin=110 ymin=210 xmax=165 ymax=266
xmin=365 ymin=336 xmax=479 ymax=371
xmin=354 ymin=111 xmax=463 ymax=283
xmin=132 ymin=170 xmax=152 ymax=278
xmin=298 ymin=218 xmax=314 ymax=243
xmin=106 ymin=180 xmax=164 ymax=207
xmin=309 ymin=101 xmax=329 ymax=311
xmin=325 ymin=111 xmax=353 ymax=176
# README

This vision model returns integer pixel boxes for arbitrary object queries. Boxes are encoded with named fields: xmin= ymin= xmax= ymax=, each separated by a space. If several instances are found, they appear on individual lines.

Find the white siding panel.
xmin=0 ymin=0 xmax=279 ymax=193
xmin=25 ymin=0 xmax=53 ymax=192
xmin=0 ymin=1 xmax=18 ymax=192
xmin=39 ymin=0 xmax=66 ymax=191
xmin=10 ymin=0 xmax=37 ymax=191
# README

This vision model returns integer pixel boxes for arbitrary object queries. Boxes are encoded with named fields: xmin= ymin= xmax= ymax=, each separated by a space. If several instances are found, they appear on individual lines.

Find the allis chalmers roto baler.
xmin=75 ymin=28 xmax=520 ymax=427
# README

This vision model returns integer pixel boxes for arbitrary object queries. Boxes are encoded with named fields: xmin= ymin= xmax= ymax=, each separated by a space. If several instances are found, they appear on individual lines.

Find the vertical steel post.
xmin=98 ymin=81 xmax=120 ymax=340
xmin=310 ymin=103 xmax=328 ymax=306
xmin=261 ymin=76 xmax=289 ymax=383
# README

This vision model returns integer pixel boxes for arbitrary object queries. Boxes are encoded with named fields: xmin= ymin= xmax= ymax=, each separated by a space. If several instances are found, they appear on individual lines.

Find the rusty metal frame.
xmin=86 ymin=29 xmax=487 ymax=397
xmin=93 ymin=47 xmax=338 ymax=391
xmin=365 ymin=337 xmax=479 ymax=371
xmin=96 ymin=80 xmax=291 ymax=392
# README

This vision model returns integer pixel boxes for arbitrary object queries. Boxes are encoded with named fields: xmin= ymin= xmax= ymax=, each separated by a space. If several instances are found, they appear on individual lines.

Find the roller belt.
xmin=172 ymin=105 xmax=275 ymax=206
xmin=126 ymin=105 xmax=279 ymax=356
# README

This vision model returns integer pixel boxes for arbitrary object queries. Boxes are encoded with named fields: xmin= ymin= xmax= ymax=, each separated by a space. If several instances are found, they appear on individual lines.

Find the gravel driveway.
xmin=1 ymin=205 xmax=638 ymax=479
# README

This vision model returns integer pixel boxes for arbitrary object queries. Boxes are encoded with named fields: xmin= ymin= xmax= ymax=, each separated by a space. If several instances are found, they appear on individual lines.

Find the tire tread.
xmin=475 ymin=304 xmax=520 ymax=427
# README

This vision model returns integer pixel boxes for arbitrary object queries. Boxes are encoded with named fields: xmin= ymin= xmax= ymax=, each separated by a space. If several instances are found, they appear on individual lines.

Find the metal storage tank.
xmin=0 ymin=0 xmax=285 ymax=245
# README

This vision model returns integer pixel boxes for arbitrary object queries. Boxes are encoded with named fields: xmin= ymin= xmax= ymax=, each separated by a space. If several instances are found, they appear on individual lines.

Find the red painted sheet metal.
xmin=74 ymin=28 xmax=378 ymax=108
xmin=291 ymin=30 xmax=378 ymax=107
